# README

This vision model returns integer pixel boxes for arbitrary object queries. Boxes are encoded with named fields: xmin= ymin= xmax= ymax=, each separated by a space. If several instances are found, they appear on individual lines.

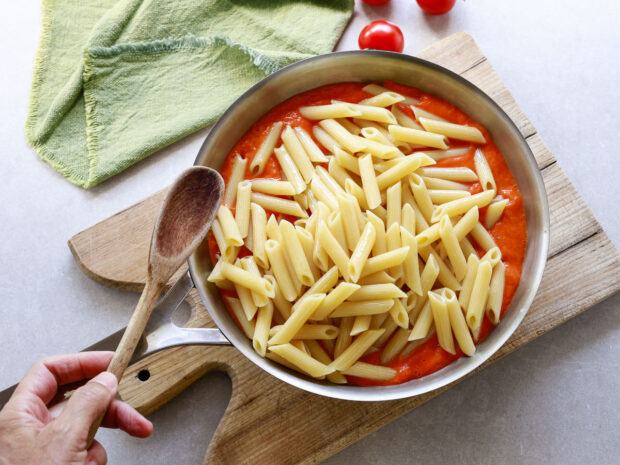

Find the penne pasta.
xmin=419 ymin=166 xmax=478 ymax=182
xmin=335 ymin=118 xmax=363 ymax=136
xmin=458 ymin=254 xmax=480 ymax=310
xmin=411 ymin=105 xmax=447 ymax=122
xmin=419 ymin=245 xmax=461 ymax=291
xmin=460 ymin=237 xmax=478 ymax=259
xmin=211 ymin=219 xmax=236 ymax=262
xmin=327 ymin=211 xmax=348 ymax=251
xmin=281 ymin=125 xmax=315 ymax=183
xmin=235 ymin=181 xmax=252 ymax=239
xmin=294 ymin=127 xmax=329 ymax=163
xmin=334 ymin=147 xmax=361 ymax=175
xmin=348 ymin=222 xmax=377 ymax=283
xmin=474 ymin=148 xmax=496 ymax=192
xmin=401 ymin=203 xmax=416 ymax=235
xmin=300 ymin=102 xmax=362 ymax=120
xmin=334 ymin=317 xmax=354 ymax=358
xmin=348 ymin=284 xmax=406 ymax=301
xmin=429 ymin=291 xmax=456 ymax=355
xmin=280 ymin=220 xmax=315 ymax=287
xmin=351 ymin=315 xmax=372 ymax=336
xmin=273 ymin=145 xmax=306 ymax=194
xmin=316 ymin=165 xmax=346 ymax=196
xmin=319 ymin=119 xmax=367 ymax=153
xmin=367 ymin=210 xmax=387 ymax=256
xmin=485 ymin=197 xmax=509 ymax=229
xmin=376 ymin=155 xmax=425 ymax=190
xmin=359 ymin=153 xmax=381 ymax=209
xmin=428 ymin=189 xmax=471 ymax=204
xmin=465 ymin=261 xmax=493 ymax=338
xmin=389 ymin=298 xmax=409 ymax=328
xmin=224 ymin=154 xmax=248 ymax=206
xmin=418 ymin=116 xmax=486 ymax=144
xmin=439 ymin=215 xmax=467 ymax=281
xmin=241 ymin=256 xmax=268 ymax=307
xmin=338 ymin=193 xmax=364 ymax=249
xmin=422 ymin=176 xmax=470 ymax=191
xmin=313 ymin=125 xmax=340 ymax=153
xmin=431 ymin=190 xmax=495 ymax=223
xmin=453 ymin=207 xmax=480 ymax=241
xmin=470 ymin=222 xmax=497 ymax=251
xmin=362 ymin=83 xmax=420 ymax=105
xmin=268 ymin=294 xmax=326 ymax=345
xmin=359 ymin=91 xmax=405 ymax=107
xmin=317 ymin=222 xmax=351 ymax=280
xmin=341 ymin=362 xmax=396 ymax=381
xmin=225 ymin=296 xmax=255 ymax=339
xmin=208 ymin=80 xmax=527 ymax=385
xmin=391 ymin=104 xmax=423 ymax=130
xmin=250 ymin=122 xmax=283 ymax=176
xmin=310 ymin=175 xmax=339 ymax=211
xmin=409 ymin=299 xmax=433 ymax=341
xmin=386 ymin=181 xmax=402 ymax=229
xmin=253 ymin=300 xmax=274 ymax=356
xmin=388 ymin=124 xmax=449 ymax=150
xmin=386 ymin=223 xmax=403 ymax=279
xmin=408 ymin=173 xmax=434 ymax=223
xmin=268 ymin=344 xmax=334 ymax=378
xmin=400 ymin=226 xmax=423 ymax=295
xmin=217 ymin=205 xmax=243 ymax=247
xmin=329 ymin=329 xmax=385 ymax=371
xmin=344 ymin=178 xmax=370 ymax=211
xmin=480 ymin=246 xmax=502 ymax=267
xmin=220 ymin=261 xmax=275 ymax=298
xmin=250 ymin=192 xmax=308 ymax=218
xmin=441 ymin=288 xmax=475 ymax=356
xmin=423 ymin=147 xmax=471 ymax=161
xmin=250 ymin=179 xmax=296 ymax=196
xmin=330 ymin=300 xmax=394 ymax=318
xmin=264 ymin=240 xmax=297 ymax=301
xmin=338 ymin=102 xmax=397 ymax=125
xmin=486 ymin=260 xmax=505 ymax=325
xmin=358 ymin=271 xmax=396 ymax=285
xmin=360 ymin=246 xmax=410 ymax=278
xmin=270 ymin=323 xmax=339 ymax=340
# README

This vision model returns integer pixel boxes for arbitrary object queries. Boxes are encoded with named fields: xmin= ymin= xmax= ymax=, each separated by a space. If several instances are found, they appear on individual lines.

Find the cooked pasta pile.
xmin=207 ymin=83 xmax=509 ymax=384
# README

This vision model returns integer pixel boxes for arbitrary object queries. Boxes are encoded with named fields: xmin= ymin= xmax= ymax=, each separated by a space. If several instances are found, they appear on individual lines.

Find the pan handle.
xmin=132 ymin=271 xmax=231 ymax=363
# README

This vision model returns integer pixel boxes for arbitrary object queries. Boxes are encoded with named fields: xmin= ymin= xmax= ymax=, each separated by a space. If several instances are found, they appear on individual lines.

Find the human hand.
xmin=0 ymin=352 xmax=153 ymax=465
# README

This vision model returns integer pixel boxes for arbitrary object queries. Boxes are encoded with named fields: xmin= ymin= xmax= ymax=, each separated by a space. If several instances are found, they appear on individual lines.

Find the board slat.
xmin=67 ymin=32 xmax=620 ymax=465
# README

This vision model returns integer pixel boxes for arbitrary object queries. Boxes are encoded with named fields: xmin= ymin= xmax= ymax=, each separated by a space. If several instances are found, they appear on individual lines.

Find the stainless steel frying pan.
xmin=0 ymin=51 xmax=549 ymax=407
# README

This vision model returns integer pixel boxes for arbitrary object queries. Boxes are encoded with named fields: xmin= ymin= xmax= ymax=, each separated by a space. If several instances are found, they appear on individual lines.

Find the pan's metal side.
xmin=189 ymin=51 xmax=550 ymax=401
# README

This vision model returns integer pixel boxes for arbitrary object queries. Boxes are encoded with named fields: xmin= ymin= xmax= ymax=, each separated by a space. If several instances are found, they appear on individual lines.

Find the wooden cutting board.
xmin=68 ymin=32 xmax=620 ymax=465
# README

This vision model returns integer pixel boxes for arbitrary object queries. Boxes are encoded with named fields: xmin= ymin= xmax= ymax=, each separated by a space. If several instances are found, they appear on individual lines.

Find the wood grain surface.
xmin=68 ymin=32 xmax=620 ymax=465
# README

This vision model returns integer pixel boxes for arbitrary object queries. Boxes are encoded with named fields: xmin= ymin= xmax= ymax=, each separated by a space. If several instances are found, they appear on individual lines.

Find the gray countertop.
xmin=1 ymin=0 xmax=618 ymax=463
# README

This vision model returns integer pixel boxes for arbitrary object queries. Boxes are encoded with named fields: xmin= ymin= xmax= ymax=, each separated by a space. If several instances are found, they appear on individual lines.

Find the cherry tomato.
xmin=416 ymin=0 xmax=456 ymax=15
xmin=362 ymin=0 xmax=391 ymax=5
xmin=358 ymin=20 xmax=404 ymax=53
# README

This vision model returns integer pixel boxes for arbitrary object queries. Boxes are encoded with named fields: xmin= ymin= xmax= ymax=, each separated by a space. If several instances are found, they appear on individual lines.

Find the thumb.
xmin=54 ymin=372 xmax=117 ymax=444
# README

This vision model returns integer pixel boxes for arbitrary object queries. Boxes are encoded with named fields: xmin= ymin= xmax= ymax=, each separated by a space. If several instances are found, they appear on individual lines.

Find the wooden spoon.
xmin=87 ymin=166 xmax=224 ymax=446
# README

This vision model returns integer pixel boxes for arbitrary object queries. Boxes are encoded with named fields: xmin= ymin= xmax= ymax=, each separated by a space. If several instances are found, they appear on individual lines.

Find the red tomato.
xmin=416 ymin=0 xmax=456 ymax=15
xmin=358 ymin=20 xmax=404 ymax=53
xmin=362 ymin=0 xmax=391 ymax=4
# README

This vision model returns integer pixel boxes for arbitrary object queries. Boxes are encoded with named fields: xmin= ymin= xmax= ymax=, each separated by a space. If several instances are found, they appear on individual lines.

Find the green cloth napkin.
xmin=26 ymin=0 xmax=353 ymax=188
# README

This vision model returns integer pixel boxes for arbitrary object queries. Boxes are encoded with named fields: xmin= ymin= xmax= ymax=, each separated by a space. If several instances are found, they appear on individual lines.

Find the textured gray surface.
xmin=0 ymin=0 xmax=618 ymax=464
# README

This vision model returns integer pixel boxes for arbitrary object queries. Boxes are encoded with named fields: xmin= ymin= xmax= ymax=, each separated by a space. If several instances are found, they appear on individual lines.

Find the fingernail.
xmin=92 ymin=371 xmax=117 ymax=390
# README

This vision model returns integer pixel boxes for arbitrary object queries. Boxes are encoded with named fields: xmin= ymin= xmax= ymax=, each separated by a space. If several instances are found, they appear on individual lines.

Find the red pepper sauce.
xmin=206 ymin=81 xmax=527 ymax=386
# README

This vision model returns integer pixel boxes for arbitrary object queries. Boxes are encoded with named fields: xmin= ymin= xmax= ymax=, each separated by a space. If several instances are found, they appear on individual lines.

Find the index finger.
xmin=13 ymin=352 xmax=114 ymax=405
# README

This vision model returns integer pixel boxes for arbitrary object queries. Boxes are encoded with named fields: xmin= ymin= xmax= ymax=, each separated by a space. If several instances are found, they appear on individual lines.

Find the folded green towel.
xmin=26 ymin=0 xmax=353 ymax=188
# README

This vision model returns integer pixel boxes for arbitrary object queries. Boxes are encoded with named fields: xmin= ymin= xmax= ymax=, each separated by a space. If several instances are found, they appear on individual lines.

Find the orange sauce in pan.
xmin=206 ymin=81 xmax=527 ymax=386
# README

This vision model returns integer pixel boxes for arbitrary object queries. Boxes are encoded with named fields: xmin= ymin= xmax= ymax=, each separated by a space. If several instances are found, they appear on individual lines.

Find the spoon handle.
xmin=86 ymin=279 xmax=164 ymax=448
